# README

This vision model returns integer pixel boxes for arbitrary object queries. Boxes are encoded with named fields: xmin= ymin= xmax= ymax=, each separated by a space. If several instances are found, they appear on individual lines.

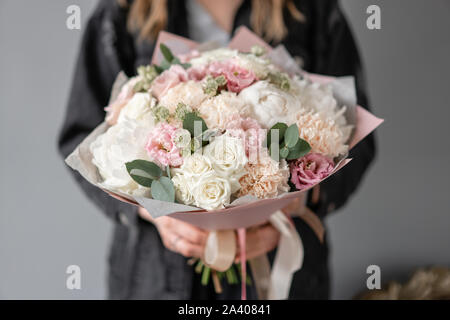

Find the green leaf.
xmin=286 ymin=138 xmax=311 ymax=160
xmin=154 ymin=65 xmax=164 ymax=74
xmin=183 ymin=112 xmax=208 ymax=137
xmin=285 ymin=124 xmax=299 ymax=148
xmin=280 ymin=146 xmax=289 ymax=159
xmin=165 ymin=166 xmax=172 ymax=179
xmin=160 ymin=43 xmax=174 ymax=62
xmin=151 ymin=177 xmax=175 ymax=203
xmin=159 ymin=59 xmax=172 ymax=71
xmin=125 ymin=160 xmax=163 ymax=187
xmin=265 ymin=123 xmax=288 ymax=147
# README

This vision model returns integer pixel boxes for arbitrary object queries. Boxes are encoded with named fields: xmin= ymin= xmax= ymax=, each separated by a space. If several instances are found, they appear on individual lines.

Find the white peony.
xmin=198 ymin=91 xmax=244 ymax=129
xmin=117 ymin=92 xmax=156 ymax=124
xmin=191 ymin=173 xmax=231 ymax=210
xmin=158 ymin=80 xmax=208 ymax=113
xmin=239 ymin=81 xmax=300 ymax=129
xmin=203 ymin=134 xmax=247 ymax=193
xmin=90 ymin=120 xmax=152 ymax=195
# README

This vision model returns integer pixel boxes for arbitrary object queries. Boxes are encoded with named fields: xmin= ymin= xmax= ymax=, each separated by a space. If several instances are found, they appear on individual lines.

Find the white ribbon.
xmin=267 ymin=210 xmax=304 ymax=300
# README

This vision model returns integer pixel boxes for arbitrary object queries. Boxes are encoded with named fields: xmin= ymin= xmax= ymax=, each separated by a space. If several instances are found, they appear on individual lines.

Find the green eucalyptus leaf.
xmin=151 ymin=177 xmax=175 ymax=203
xmin=286 ymin=138 xmax=311 ymax=160
xmin=183 ymin=112 xmax=208 ymax=137
xmin=154 ymin=65 xmax=164 ymax=74
xmin=125 ymin=160 xmax=162 ymax=187
xmin=280 ymin=146 xmax=289 ymax=159
xmin=160 ymin=43 xmax=174 ymax=62
xmin=265 ymin=123 xmax=288 ymax=147
xmin=285 ymin=124 xmax=299 ymax=148
xmin=159 ymin=59 xmax=172 ymax=71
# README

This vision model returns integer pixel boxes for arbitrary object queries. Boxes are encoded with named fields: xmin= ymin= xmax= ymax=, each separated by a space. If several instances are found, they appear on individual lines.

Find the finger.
xmin=171 ymin=220 xmax=208 ymax=246
xmin=175 ymin=238 xmax=204 ymax=258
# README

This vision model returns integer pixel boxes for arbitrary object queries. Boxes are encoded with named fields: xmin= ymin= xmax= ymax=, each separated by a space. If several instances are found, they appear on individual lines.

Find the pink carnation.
xmin=289 ymin=153 xmax=334 ymax=190
xmin=226 ymin=114 xmax=266 ymax=162
xmin=145 ymin=122 xmax=183 ymax=167
xmin=151 ymin=65 xmax=189 ymax=100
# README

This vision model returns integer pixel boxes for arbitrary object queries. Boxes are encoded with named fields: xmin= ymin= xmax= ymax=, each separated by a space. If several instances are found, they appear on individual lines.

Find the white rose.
xmin=176 ymin=153 xmax=214 ymax=178
xmin=239 ymin=81 xmax=300 ymax=128
xmin=90 ymin=120 xmax=151 ymax=194
xmin=203 ymin=134 xmax=247 ymax=193
xmin=192 ymin=173 xmax=231 ymax=210
xmin=198 ymin=92 xmax=244 ymax=129
xmin=117 ymin=92 xmax=156 ymax=124
xmin=172 ymin=173 xmax=195 ymax=205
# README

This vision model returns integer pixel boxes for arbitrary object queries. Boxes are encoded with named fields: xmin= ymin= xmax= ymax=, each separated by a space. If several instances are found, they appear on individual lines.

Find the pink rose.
xmin=151 ymin=65 xmax=189 ymax=100
xmin=289 ymin=153 xmax=334 ymax=190
xmin=105 ymin=77 xmax=138 ymax=125
xmin=145 ymin=122 xmax=183 ymax=167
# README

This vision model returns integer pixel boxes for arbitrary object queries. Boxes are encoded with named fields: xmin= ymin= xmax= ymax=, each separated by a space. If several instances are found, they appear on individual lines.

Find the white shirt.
xmin=186 ymin=0 xmax=230 ymax=46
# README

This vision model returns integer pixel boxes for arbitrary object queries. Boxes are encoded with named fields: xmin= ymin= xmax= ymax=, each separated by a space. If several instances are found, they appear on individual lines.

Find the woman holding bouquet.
xmin=59 ymin=0 xmax=375 ymax=299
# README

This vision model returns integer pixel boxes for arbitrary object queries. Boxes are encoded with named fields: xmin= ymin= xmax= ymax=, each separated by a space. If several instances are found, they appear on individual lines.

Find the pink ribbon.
xmin=237 ymin=228 xmax=247 ymax=300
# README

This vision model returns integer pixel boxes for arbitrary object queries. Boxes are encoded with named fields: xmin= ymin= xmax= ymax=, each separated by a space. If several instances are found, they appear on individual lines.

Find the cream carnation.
xmin=295 ymin=108 xmax=349 ymax=158
xmin=291 ymin=77 xmax=353 ymax=142
xmin=203 ymin=134 xmax=247 ymax=193
xmin=198 ymin=91 xmax=244 ymax=129
xmin=239 ymin=81 xmax=300 ymax=128
xmin=192 ymin=173 xmax=231 ymax=210
xmin=158 ymin=80 xmax=208 ymax=113
xmin=239 ymin=154 xmax=290 ymax=199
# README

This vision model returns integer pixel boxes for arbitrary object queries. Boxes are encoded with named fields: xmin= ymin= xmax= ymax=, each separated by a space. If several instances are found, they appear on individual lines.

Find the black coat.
xmin=58 ymin=0 xmax=376 ymax=299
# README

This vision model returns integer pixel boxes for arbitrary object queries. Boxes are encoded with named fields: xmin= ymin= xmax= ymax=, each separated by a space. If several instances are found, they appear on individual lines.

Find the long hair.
xmin=117 ymin=0 xmax=305 ymax=43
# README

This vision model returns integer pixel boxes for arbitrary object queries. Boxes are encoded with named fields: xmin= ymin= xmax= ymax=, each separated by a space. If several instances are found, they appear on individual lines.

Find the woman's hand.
xmin=138 ymin=207 xmax=208 ymax=259
xmin=235 ymin=223 xmax=280 ymax=262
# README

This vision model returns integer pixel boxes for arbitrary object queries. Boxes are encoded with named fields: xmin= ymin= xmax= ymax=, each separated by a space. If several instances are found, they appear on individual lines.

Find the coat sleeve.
xmin=58 ymin=1 xmax=138 ymax=225
xmin=306 ymin=0 xmax=377 ymax=219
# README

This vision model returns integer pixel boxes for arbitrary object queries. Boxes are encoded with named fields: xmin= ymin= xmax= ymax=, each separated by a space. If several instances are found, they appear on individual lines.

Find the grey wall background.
xmin=0 ymin=0 xmax=449 ymax=299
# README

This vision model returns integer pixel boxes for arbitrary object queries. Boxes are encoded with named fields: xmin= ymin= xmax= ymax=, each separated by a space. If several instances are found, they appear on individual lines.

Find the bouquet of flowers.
xmin=66 ymin=28 xmax=382 ymax=299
